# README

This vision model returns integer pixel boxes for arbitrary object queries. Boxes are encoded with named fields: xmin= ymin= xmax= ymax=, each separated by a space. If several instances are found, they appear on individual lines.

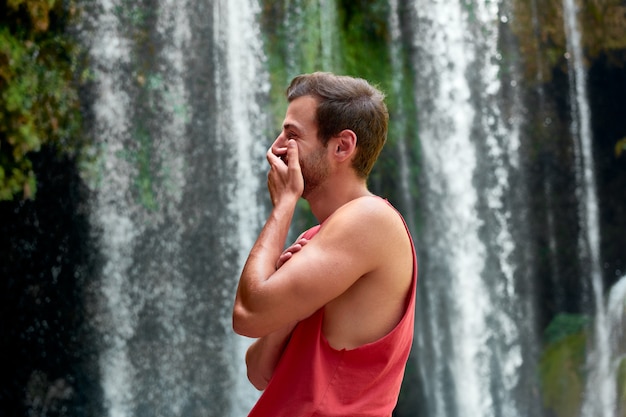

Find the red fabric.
xmin=247 ymin=207 xmax=417 ymax=417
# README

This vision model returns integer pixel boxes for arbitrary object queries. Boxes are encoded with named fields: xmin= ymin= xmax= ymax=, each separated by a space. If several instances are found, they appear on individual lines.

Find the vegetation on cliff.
xmin=0 ymin=0 xmax=84 ymax=200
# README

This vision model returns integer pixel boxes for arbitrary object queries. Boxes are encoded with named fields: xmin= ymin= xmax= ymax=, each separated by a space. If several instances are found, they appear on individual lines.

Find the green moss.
xmin=538 ymin=314 xmax=593 ymax=417
xmin=539 ymin=330 xmax=587 ymax=417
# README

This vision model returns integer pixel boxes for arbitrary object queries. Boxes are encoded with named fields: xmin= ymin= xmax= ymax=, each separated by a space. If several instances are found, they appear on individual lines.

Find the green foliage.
xmin=0 ymin=0 xmax=83 ymax=200
xmin=337 ymin=0 xmax=391 ymax=89
xmin=544 ymin=313 xmax=590 ymax=344
xmin=539 ymin=314 xmax=589 ymax=417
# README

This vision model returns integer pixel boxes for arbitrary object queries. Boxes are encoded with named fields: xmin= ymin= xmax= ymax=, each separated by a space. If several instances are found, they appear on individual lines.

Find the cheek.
xmin=302 ymin=149 xmax=326 ymax=172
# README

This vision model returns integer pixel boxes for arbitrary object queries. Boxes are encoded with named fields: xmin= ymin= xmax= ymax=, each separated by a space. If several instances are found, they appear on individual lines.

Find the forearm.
xmin=245 ymin=322 xmax=296 ymax=390
xmin=233 ymin=200 xmax=297 ymax=335
xmin=244 ymin=202 xmax=295 ymax=278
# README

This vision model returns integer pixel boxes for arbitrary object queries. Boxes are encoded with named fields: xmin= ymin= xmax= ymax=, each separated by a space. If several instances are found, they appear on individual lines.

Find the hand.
xmin=276 ymin=237 xmax=309 ymax=269
xmin=246 ymin=321 xmax=298 ymax=390
xmin=266 ymin=139 xmax=303 ymax=206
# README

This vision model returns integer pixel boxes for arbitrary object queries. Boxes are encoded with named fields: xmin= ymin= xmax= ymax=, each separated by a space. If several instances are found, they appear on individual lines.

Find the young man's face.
xmin=272 ymin=95 xmax=330 ymax=198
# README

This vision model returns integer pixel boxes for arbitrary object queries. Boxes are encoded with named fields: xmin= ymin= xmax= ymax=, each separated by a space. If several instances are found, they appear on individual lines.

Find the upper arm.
xmin=234 ymin=198 xmax=397 ymax=337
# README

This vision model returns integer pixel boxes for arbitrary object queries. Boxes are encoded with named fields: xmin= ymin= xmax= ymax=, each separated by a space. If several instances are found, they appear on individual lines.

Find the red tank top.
xmin=247 ymin=206 xmax=417 ymax=417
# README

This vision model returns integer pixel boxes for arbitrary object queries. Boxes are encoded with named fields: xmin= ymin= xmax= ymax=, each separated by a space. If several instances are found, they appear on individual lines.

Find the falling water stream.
xmin=562 ymin=0 xmax=615 ymax=415
xmin=80 ymin=0 xmax=267 ymax=415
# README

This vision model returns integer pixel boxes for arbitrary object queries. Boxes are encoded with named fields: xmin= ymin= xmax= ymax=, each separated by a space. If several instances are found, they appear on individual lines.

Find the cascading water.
xmin=561 ymin=0 xmax=615 ymax=415
xmin=406 ymin=0 xmax=540 ymax=415
xmin=78 ymin=0 xmax=268 ymax=415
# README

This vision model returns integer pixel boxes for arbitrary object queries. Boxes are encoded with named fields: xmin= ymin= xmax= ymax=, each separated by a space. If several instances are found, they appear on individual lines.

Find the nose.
xmin=271 ymin=132 xmax=288 ymax=155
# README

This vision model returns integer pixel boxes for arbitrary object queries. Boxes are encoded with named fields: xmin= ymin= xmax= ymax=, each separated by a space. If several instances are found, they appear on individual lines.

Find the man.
xmin=232 ymin=72 xmax=417 ymax=417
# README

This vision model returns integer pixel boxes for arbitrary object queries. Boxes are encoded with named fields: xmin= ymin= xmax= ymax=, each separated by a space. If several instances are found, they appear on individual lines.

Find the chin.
xmin=301 ymin=184 xmax=318 ymax=201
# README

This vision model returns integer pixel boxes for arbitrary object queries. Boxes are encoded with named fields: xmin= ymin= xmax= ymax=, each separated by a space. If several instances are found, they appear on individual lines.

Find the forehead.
xmin=283 ymin=96 xmax=318 ymax=133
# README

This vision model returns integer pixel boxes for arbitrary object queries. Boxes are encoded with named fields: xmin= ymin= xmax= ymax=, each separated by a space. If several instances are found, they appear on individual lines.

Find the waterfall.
xmin=562 ymin=0 xmax=614 ymax=415
xmin=79 ymin=0 xmax=268 ymax=415
xmin=5 ymin=2 xmax=626 ymax=416
xmin=407 ymin=0 xmax=539 ymax=415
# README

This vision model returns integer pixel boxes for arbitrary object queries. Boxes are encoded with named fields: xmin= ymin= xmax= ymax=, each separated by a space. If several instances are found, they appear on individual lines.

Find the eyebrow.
xmin=283 ymin=123 xmax=302 ymax=134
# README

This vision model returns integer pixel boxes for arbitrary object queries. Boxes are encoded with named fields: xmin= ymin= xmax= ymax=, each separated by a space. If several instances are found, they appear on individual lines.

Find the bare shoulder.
xmin=317 ymin=196 xmax=411 ymax=262
xmin=323 ymin=196 xmax=408 ymax=239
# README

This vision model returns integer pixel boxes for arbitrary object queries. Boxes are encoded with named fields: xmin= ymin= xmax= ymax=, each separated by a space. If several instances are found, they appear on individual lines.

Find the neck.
xmin=305 ymin=179 xmax=373 ymax=223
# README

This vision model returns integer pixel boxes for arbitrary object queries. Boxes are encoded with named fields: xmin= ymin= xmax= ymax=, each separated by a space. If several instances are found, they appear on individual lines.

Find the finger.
xmin=266 ymin=147 xmax=281 ymax=165
xmin=286 ymin=139 xmax=300 ymax=171
xmin=268 ymin=141 xmax=288 ymax=164
xmin=276 ymin=252 xmax=293 ymax=269
xmin=290 ymin=243 xmax=302 ymax=252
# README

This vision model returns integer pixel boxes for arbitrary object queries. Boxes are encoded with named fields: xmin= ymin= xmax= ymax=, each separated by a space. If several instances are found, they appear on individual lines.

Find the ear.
xmin=333 ymin=129 xmax=357 ymax=162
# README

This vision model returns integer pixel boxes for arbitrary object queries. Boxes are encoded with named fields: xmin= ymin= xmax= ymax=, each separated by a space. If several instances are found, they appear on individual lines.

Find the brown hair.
xmin=286 ymin=72 xmax=388 ymax=179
